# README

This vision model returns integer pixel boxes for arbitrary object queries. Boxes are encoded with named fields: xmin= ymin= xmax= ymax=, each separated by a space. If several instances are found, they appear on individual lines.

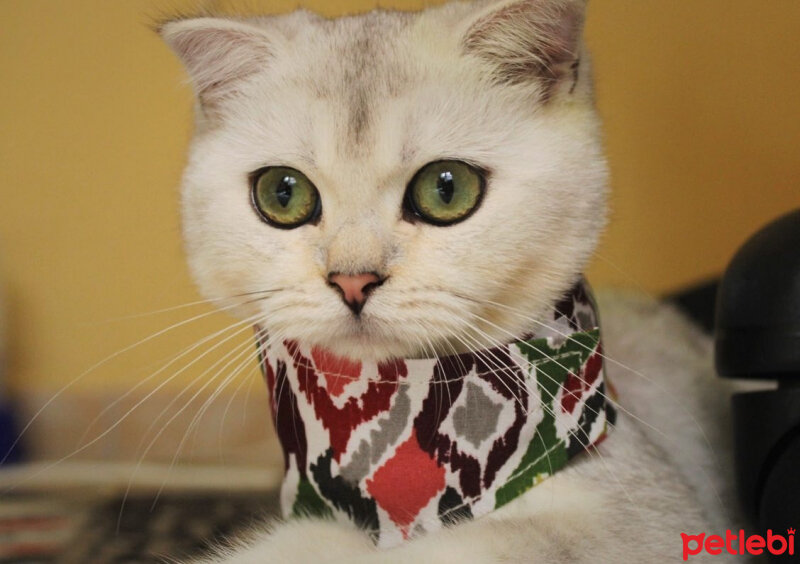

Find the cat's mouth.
xmin=251 ymin=277 xmax=559 ymax=362
xmin=305 ymin=316 xmax=493 ymax=362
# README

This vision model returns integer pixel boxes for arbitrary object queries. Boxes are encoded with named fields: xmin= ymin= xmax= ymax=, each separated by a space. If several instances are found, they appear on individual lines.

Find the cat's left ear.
xmin=158 ymin=18 xmax=273 ymax=112
xmin=460 ymin=0 xmax=586 ymax=98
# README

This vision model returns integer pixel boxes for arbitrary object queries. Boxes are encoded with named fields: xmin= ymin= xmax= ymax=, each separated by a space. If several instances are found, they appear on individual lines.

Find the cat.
xmin=159 ymin=0 xmax=741 ymax=561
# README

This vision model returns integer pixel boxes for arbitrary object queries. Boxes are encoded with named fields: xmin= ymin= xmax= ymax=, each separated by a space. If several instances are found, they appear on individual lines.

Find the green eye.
xmin=405 ymin=160 xmax=485 ymax=225
xmin=251 ymin=167 xmax=320 ymax=228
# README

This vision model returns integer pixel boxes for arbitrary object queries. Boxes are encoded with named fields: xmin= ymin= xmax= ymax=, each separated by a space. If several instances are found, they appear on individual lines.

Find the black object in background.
xmin=668 ymin=279 xmax=719 ymax=334
xmin=715 ymin=208 xmax=800 ymax=562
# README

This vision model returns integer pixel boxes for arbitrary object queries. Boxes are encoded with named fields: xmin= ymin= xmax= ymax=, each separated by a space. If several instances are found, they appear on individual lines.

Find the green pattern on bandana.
xmin=495 ymin=329 xmax=600 ymax=508
xmin=293 ymin=478 xmax=333 ymax=519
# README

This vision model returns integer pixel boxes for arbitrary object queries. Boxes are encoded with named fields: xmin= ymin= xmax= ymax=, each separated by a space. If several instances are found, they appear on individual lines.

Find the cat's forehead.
xmin=218 ymin=17 xmax=390 ymax=174
xmin=276 ymin=12 xmax=417 ymax=148
xmin=238 ymin=8 xmax=493 ymax=171
xmin=276 ymin=14 xmax=407 ymax=79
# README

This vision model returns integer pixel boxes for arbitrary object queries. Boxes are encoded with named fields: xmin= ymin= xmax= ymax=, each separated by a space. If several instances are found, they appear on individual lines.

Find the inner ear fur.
xmin=462 ymin=0 xmax=586 ymax=94
xmin=159 ymin=17 xmax=273 ymax=112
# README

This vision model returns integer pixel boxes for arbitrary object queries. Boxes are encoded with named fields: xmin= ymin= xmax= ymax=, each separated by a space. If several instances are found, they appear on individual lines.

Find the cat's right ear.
xmin=459 ymin=0 xmax=587 ymax=99
xmin=158 ymin=18 xmax=272 ymax=112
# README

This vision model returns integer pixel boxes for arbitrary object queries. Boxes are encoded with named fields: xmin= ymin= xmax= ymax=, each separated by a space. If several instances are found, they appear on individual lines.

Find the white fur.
xmin=159 ymin=1 xmax=743 ymax=561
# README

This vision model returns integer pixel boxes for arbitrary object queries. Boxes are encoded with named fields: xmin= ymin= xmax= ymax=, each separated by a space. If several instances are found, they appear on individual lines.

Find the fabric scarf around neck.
xmin=256 ymin=278 xmax=615 ymax=547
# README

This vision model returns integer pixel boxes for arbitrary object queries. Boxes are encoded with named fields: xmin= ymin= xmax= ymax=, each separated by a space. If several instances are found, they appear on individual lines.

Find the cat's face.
xmin=162 ymin=0 xmax=607 ymax=361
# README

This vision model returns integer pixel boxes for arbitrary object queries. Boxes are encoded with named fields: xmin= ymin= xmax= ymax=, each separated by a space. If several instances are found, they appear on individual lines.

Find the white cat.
xmin=159 ymin=1 xmax=741 ymax=561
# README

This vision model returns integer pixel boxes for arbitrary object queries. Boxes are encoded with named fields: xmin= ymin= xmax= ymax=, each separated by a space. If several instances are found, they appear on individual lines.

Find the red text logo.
xmin=681 ymin=528 xmax=795 ymax=560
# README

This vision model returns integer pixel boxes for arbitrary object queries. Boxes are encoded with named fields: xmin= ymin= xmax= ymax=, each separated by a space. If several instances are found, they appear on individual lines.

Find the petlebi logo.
xmin=681 ymin=528 xmax=795 ymax=560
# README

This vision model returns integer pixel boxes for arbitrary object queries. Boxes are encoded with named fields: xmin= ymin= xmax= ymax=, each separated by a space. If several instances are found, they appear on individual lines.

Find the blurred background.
xmin=0 ymin=0 xmax=798 ymax=466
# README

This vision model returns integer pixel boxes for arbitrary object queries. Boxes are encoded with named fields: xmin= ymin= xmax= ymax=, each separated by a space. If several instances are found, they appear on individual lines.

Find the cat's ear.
xmin=461 ymin=0 xmax=586 ymax=97
xmin=158 ymin=18 xmax=272 ymax=111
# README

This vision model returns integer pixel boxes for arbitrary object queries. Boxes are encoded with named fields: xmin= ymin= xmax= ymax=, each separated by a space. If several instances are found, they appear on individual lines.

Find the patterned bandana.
xmin=256 ymin=278 xmax=615 ymax=547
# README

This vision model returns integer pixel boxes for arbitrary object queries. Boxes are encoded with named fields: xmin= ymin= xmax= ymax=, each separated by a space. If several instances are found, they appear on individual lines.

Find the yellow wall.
xmin=1 ymin=0 xmax=798 ymax=397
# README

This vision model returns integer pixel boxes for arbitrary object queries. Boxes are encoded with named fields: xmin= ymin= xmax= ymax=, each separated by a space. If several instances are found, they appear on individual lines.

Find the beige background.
xmin=1 ymin=0 xmax=798 ymax=417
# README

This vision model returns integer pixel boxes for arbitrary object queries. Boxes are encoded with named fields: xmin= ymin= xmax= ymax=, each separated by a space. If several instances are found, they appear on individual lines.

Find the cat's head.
xmin=160 ymin=0 xmax=607 ymax=361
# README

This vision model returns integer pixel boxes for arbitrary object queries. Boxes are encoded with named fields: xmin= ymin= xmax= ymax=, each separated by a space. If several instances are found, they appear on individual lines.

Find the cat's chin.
xmin=302 ymin=334 xmax=430 ymax=363
xmin=289 ymin=326 xmax=498 ymax=363
xmin=262 ymin=307 xmax=532 ymax=363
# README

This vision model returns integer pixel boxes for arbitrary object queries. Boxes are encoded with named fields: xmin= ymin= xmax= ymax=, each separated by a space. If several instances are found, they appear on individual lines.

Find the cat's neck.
xmin=257 ymin=279 xmax=615 ymax=547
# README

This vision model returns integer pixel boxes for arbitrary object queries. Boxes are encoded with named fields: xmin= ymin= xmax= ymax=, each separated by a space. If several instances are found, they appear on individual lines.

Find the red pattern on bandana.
xmin=288 ymin=341 xmax=407 ymax=461
xmin=366 ymin=429 xmax=446 ymax=535
xmin=311 ymin=346 xmax=363 ymax=397
xmin=560 ymin=343 xmax=603 ymax=414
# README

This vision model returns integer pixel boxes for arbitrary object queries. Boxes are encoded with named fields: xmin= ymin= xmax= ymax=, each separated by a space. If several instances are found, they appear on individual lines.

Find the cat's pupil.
xmin=276 ymin=176 xmax=295 ymax=208
xmin=437 ymin=171 xmax=455 ymax=204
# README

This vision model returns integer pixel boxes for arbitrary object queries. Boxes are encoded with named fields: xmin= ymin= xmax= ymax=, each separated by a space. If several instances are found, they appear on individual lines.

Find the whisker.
xmin=131 ymin=326 xmax=259 ymax=455
xmin=147 ymin=343 xmax=266 ymax=510
xmin=591 ymin=251 xmax=650 ymax=295
xmin=76 ymin=312 xmax=262 ymax=449
xmin=241 ymin=365 xmax=260 ymax=428
xmin=1 ymin=298 xmax=264 ymax=465
xmin=217 ymin=363 xmax=261 ymax=464
xmin=91 ymin=289 xmax=283 ymax=324
xmin=2 ymin=313 xmax=264 ymax=493
xmin=116 ymin=329 xmax=266 ymax=529
xmin=182 ymin=332 xmax=282 ymax=459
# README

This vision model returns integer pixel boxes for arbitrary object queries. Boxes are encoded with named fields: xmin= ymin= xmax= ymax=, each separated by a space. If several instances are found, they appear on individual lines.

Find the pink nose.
xmin=328 ymin=272 xmax=383 ymax=314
